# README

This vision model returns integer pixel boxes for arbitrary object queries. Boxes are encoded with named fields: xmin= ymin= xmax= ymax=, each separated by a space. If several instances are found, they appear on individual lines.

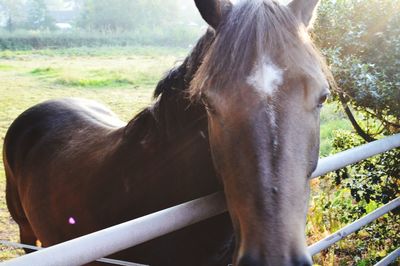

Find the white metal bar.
xmin=3 ymin=134 xmax=400 ymax=265
xmin=0 ymin=241 xmax=41 ymax=252
xmin=374 ymin=248 xmax=400 ymax=266
xmin=311 ymin=134 xmax=400 ymax=178
xmin=0 ymin=241 xmax=145 ymax=266
xmin=1 ymin=192 xmax=226 ymax=266
xmin=308 ymin=197 xmax=400 ymax=256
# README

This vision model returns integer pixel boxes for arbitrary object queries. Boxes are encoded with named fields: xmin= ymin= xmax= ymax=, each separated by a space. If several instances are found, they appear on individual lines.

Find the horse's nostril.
xmin=237 ymin=254 xmax=261 ymax=266
xmin=293 ymin=254 xmax=313 ymax=266
xmin=237 ymin=253 xmax=312 ymax=266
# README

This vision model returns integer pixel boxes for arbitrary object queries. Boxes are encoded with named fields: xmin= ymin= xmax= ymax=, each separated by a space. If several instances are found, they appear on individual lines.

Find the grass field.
xmin=0 ymin=46 xmax=351 ymax=263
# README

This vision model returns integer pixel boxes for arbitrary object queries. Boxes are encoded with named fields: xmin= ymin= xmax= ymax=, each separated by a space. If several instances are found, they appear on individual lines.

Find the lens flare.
xmin=68 ymin=217 xmax=76 ymax=225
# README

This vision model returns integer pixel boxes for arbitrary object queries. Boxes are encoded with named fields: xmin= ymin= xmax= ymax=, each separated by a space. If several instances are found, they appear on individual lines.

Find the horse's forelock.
xmin=190 ymin=0 xmax=334 ymax=99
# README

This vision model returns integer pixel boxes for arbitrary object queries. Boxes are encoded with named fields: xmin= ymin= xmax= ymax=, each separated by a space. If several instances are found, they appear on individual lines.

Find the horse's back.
xmin=4 ymin=98 xmax=124 ymax=172
xmin=3 ymin=98 xmax=126 ymax=245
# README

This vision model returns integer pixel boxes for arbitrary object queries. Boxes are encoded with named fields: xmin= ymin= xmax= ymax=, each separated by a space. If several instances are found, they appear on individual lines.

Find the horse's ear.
xmin=194 ymin=0 xmax=231 ymax=29
xmin=288 ymin=0 xmax=320 ymax=28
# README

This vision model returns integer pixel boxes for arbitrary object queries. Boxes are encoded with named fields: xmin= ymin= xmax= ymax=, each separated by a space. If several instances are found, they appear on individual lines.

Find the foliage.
xmin=0 ymin=28 xmax=201 ymax=50
xmin=0 ymin=0 xmax=203 ymax=35
xmin=0 ymin=0 xmax=203 ymax=50
xmin=309 ymin=1 xmax=400 ymax=265
xmin=319 ymin=102 xmax=352 ymax=156
xmin=333 ymin=131 xmax=399 ymax=206
xmin=77 ymin=0 xmax=179 ymax=32
xmin=25 ymin=0 xmax=55 ymax=30
xmin=309 ymin=130 xmax=399 ymax=265
xmin=0 ymin=0 xmax=27 ymax=30
xmin=0 ymin=0 xmax=55 ymax=31
xmin=313 ymin=0 xmax=400 ymax=136
xmin=308 ymin=175 xmax=399 ymax=266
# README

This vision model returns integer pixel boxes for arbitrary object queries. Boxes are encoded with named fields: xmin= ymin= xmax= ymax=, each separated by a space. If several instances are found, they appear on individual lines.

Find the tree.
xmin=0 ymin=0 xmax=27 ymax=29
xmin=311 ymin=1 xmax=399 ymax=264
xmin=313 ymin=0 xmax=400 ymax=140
xmin=77 ymin=0 xmax=178 ymax=32
xmin=6 ymin=16 xmax=13 ymax=32
xmin=26 ymin=0 xmax=55 ymax=30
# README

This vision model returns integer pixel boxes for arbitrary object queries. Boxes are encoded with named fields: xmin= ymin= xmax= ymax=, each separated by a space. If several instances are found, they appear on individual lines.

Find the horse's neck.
xmin=107 ymin=94 xmax=216 ymax=217
xmin=152 ymin=92 xmax=206 ymax=140
xmin=117 ymin=30 xmax=217 ymax=195
xmin=128 ymin=51 xmax=207 ymax=142
xmin=144 ymin=28 xmax=216 ymax=141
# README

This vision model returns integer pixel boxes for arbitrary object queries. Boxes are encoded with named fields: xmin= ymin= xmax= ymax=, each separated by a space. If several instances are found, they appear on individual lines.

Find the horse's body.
xmin=4 ymin=1 xmax=333 ymax=265
xmin=4 ymin=32 xmax=233 ymax=265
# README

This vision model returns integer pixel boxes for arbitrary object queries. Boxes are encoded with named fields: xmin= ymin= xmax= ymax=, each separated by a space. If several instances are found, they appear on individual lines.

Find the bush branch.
xmin=339 ymin=95 xmax=376 ymax=143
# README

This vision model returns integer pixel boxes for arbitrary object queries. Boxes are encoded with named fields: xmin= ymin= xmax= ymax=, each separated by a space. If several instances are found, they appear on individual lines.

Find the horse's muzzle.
xmin=237 ymin=253 xmax=313 ymax=266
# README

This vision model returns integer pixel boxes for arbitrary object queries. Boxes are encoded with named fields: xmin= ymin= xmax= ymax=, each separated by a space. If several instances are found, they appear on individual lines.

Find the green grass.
xmin=30 ymin=67 xmax=59 ymax=76
xmin=0 ymin=64 xmax=13 ymax=71
xmin=320 ymin=102 xmax=352 ymax=156
xmin=55 ymin=75 xmax=134 ymax=88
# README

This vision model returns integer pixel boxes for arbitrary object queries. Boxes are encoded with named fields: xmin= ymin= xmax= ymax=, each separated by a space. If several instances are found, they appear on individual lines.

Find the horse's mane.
xmin=190 ymin=0 xmax=333 ymax=98
xmin=123 ymin=29 xmax=216 ymax=142
xmin=153 ymin=29 xmax=216 ymax=98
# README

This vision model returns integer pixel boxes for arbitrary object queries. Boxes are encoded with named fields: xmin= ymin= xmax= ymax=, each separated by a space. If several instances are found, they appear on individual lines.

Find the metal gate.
xmin=2 ymin=134 xmax=400 ymax=266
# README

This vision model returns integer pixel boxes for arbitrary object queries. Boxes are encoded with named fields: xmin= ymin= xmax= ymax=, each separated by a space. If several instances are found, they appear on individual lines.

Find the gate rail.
xmin=2 ymin=134 xmax=400 ymax=266
xmin=308 ymin=198 xmax=400 ymax=256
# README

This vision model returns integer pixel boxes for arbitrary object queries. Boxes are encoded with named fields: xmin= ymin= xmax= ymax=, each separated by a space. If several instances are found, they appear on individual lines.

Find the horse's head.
xmin=192 ymin=0 xmax=331 ymax=265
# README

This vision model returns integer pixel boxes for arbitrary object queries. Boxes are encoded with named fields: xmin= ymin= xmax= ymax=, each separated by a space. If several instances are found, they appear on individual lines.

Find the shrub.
xmin=0 ymin=27 xmax=202 ymax=50
xmin=309 ymin=1 xmax=399 ymax=264
xmin=313 ymin=0 xmax=400 ymax=137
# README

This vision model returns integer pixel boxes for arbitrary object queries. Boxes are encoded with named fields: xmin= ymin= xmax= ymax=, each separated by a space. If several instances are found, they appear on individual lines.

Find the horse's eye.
xmin=200 ymin=94 xmax=210 ymax=107
xmin=317 ymin=93 xmax=329 ymax=108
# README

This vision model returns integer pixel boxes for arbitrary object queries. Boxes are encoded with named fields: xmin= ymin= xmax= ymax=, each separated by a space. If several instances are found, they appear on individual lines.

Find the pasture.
xmin=0 ymin=46 xmax=351 ymax=263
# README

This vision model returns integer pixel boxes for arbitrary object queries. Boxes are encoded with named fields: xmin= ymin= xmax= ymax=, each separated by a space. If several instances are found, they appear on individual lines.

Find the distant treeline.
xmin=0 ymin=0 xmax=204 ymax=50
xmin=0 ymin=28 xmax=202 ymax=50
xmin=0 ymin=0 xmax=202 ymax=32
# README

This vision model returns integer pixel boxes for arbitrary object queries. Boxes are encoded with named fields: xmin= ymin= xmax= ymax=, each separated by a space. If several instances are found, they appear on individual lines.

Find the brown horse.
xmin=3 ymin=0 xmax=331 ymax=265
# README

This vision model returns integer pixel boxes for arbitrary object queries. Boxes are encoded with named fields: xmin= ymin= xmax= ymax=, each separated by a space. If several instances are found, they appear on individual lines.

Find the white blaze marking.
xmin=247 ymin=57 xmax=283 ymax=96
xmin=247 ymin=57 xmax=282 ymax=149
